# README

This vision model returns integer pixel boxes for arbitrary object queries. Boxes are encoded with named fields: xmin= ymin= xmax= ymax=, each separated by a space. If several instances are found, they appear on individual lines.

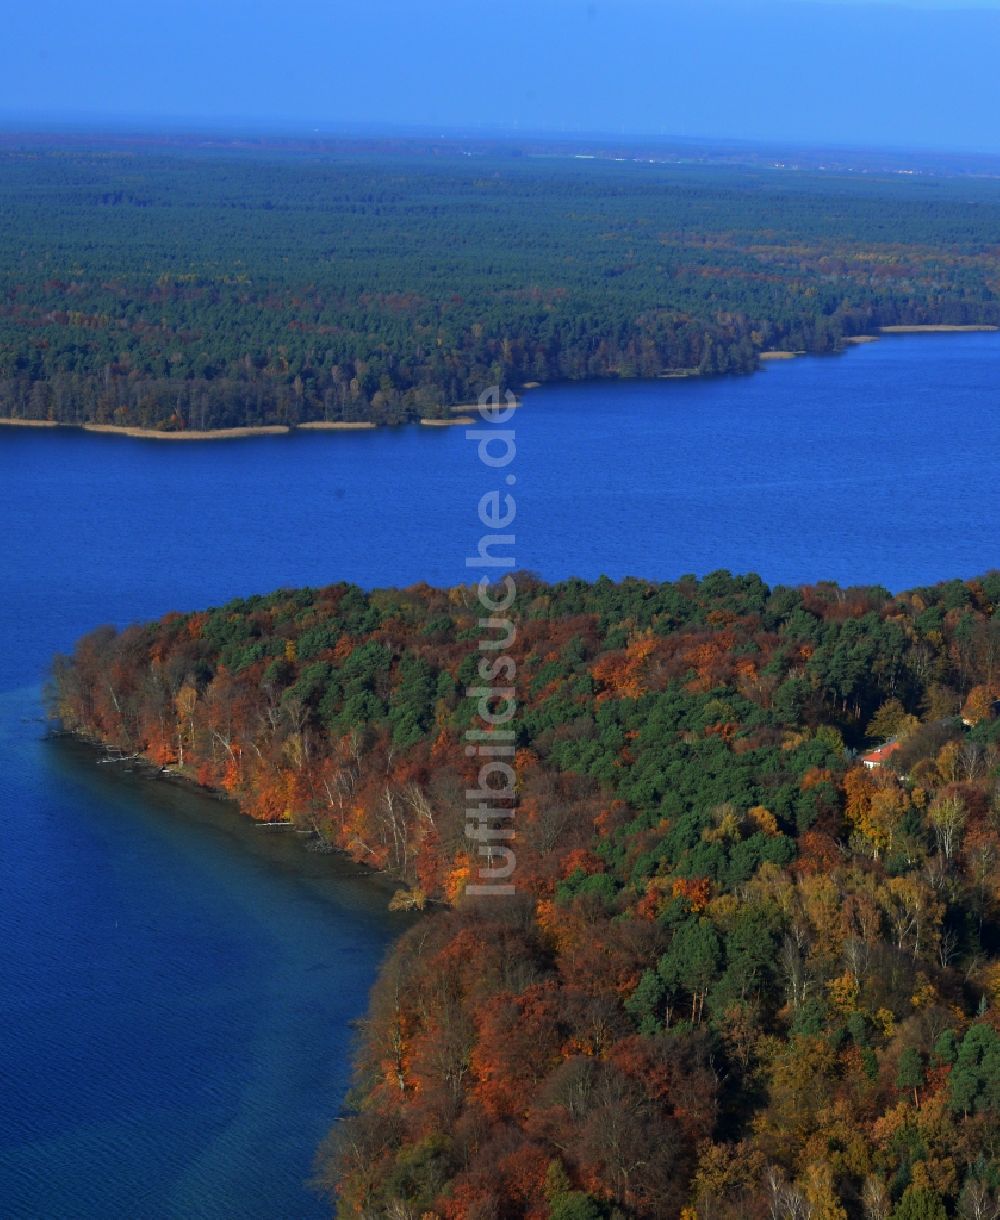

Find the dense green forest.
xmin=54 ymin=571 xmax=1000 ymax=1218
xmin=3 ymin=143 xmax=1000 ymax=429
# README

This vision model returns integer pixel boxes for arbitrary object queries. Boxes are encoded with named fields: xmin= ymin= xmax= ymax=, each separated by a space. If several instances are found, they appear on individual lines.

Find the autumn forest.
xmin=52 ymin=570 xmax=1000 ymax=1219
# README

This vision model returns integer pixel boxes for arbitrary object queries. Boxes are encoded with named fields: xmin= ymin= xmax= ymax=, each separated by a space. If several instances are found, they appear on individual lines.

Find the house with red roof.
xmin=860 ymin=740 xmax=902 ymax=769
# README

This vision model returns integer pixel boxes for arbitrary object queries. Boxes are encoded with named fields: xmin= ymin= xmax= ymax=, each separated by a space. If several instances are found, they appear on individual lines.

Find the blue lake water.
xmin=1 ymin=332 xmax=999 ymax=1216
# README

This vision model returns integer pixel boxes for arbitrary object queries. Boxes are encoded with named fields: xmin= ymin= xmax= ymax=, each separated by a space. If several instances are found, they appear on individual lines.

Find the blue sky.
xmin=2 ymin=0 xmax=999 ymax=152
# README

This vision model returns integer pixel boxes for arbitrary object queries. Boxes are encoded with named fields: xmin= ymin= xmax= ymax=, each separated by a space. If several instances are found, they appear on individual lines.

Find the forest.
xmin=52 ymin=569 xmax=1000 ymax=1219
xmin=4 ymin=142 xmax=1000 ymax=429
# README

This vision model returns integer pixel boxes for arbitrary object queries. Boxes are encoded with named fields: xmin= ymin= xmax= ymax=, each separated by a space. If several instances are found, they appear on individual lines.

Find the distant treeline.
xmin=3 ymin=148 xmax=1000 ymax=429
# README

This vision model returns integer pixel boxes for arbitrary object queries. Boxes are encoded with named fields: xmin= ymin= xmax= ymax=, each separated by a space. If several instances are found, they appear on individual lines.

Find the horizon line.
xmin=2 ymin=112 xmax=1000 ymax=165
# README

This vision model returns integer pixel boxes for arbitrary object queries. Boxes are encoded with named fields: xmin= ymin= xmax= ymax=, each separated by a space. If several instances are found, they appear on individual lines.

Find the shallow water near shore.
xmin=0 ymin=690 xmax=406 ymax=1219
xmin=1 ymin=332 xmax=999 ymax=1217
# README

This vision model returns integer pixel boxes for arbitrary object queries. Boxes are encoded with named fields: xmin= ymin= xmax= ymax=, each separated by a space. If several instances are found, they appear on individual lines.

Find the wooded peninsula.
xmin=52 ymin=571 xmax=1000 ymax=1219
xmin=5 ymin=140 xmax=1000 ymax=431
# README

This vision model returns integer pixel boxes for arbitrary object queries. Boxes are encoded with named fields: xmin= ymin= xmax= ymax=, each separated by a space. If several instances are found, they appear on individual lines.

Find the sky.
xmin=2 ymin=0 xmax=1000 ymax=152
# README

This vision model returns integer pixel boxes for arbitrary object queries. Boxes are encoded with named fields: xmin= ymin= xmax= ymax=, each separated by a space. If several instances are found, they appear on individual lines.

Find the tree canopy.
xmin=5 ymin=142 xmax=1000 ymax=430
xmin=52 ymin=570 xmax=1000 ymax=1216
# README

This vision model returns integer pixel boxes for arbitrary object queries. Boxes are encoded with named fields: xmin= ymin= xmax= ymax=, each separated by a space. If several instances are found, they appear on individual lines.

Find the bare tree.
xmin=766 ymin=1166 xmax=812 ymax=1220
xmin=959 ymin=1181 xmax=1000 ymax=1220
xmin=780 ymin=934 xmax=811 ymax=1011
xmin=862 ymin=1175 xmax=891 ymax=1220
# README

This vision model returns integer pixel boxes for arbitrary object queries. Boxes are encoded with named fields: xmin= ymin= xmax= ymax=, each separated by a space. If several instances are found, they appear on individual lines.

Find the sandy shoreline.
xmin=0 ymin=418 xmax=375 ymax=440
xmin=82 ymin=423 xmax=292 ymax=440
xmin=0 ymin=414 xmax=494 ymax=438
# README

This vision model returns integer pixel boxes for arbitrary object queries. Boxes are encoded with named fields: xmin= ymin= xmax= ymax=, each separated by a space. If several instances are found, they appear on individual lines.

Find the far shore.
xmin=2 ymin=325 xmax=997 ymax=442
xmin=879 ymin=324 xmax=999 ymax=333
xmin=0 ymin=418 xmax=375 ymax=440
xmin=82 ymin=423 xmax=291 ymax=440
xmin=296 ymin=420 xmax=377 ymax=431
xmin=450 ymin=398 xmax=523 ymax=412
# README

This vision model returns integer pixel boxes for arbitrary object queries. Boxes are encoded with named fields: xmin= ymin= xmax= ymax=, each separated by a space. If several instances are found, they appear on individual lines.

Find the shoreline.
xmin=83 ymin=423 xmax=291 ymax=440
xmin=296 ymin=420 xmax=377 ymax=431
xmin=1 ymin=326 xmax=996 ymax=441
xmin=879 ymin=324 xmax=999 ymax=333
xmin=50 ymin=728 xmax=409 ymax=902
xmin=450 ymin=398 xmax=524 ymax=412
xmin=0 ymin=419 xmax=295 ymax=440
xmin=763 ymin=334 xmax=880 ymax=361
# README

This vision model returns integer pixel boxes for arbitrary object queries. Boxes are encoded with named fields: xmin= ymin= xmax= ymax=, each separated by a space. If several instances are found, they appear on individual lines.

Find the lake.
xmin=1 ymin=332 xmax=998 ymax=1217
